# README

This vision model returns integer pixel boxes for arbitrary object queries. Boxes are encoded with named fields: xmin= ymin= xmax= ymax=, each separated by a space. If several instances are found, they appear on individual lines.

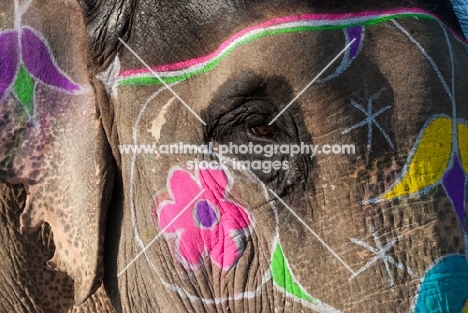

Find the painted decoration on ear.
xmin=0 ymin=0 xmax=80 ymax=116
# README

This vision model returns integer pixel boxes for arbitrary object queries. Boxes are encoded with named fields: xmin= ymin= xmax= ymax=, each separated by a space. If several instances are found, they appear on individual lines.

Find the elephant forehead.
xmin=124 ymin=2 xmax=465 ymax=69
xmin=117 ymin=9 xmax=466 ymax=88
xmin=117 ymin=12 xmax=466 ymax=146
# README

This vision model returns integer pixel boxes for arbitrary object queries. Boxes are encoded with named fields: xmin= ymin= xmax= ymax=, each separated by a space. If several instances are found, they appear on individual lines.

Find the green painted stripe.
xmin=118 ymin=13 xmax=436 ymax=87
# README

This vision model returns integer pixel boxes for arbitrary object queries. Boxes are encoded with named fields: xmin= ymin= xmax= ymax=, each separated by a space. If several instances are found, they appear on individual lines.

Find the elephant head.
xmin=1 ymin=1 xmax=468 ymax=313
xmin=101 ymin=1 xmax=468 ymax=312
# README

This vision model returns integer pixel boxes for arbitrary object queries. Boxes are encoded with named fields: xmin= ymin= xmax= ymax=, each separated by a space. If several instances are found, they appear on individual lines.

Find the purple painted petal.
xmin=443 ymin=155 xmax=467 ymax=230
xmin=347 ymin=26 xmax=363 ymax=58
xmin=196 ymin=200 xmax=218 ymax=228
xmin=20 ymin=27 xmax=80 ymax=92
xmin=0 ymin=30 xmax=19 ymax=99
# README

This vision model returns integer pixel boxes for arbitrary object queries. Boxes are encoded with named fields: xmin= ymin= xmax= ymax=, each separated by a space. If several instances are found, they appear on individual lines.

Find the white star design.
xmin=342 ymin=85 xmax=394 ymax=164
xmin=349 ymin=224 xmax=418 ymax=290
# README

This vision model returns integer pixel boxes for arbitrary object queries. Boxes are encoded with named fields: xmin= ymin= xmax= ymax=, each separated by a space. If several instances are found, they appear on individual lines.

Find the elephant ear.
xmin=0 ymin=0 xmax=113 ymax=304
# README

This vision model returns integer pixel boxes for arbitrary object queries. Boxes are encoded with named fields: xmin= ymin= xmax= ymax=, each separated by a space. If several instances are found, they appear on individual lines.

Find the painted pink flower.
xmin=154 ymin=167 xmax=252 ymax=270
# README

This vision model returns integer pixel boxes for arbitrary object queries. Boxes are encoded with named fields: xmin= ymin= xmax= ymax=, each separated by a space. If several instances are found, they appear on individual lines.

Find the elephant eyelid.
xmin=249 ymin=124 xmax=277 ymax=139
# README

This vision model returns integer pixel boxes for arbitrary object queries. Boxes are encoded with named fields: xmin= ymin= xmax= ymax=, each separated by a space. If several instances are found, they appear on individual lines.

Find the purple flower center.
xmin=195 ymin=200 xmax=218 ymax=228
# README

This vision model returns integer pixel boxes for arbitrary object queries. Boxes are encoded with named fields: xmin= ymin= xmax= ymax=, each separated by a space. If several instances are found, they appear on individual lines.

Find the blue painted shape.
xmin=451 ymin=0 xmax=468 ymax=40
xmin=414 ymin=255 xmax=468 ymax=313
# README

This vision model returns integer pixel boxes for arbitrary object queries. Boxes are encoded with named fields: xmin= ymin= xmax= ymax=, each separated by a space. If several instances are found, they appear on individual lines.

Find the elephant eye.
xmin=250 ymin=125 xmax=277 ymax=139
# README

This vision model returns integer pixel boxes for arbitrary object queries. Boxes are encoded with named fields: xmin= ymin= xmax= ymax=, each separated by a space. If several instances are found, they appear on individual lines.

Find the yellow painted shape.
xmin=459 ymin=123 xmax=468 ymax=175
xmin=382 ymin=118 xmax=452 ymax=199
xmin=462 ymin=298 xmax=468 ymax=313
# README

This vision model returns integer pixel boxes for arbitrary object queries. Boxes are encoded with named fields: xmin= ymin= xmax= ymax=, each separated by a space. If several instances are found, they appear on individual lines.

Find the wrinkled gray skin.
xmin=0 ymin=0 xmax=467 ymax=313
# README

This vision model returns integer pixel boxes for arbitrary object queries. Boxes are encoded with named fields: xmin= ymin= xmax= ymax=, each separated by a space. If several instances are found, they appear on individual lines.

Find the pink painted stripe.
xmin=119 ymin=8 xmax=439 ymax=77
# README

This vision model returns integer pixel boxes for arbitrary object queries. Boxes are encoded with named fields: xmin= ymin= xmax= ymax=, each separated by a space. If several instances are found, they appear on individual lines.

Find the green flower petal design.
xmin=1 ymin=26 xmax=81 ymax=116
xmin=13 ymin=64 xmax=35 ymax=115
